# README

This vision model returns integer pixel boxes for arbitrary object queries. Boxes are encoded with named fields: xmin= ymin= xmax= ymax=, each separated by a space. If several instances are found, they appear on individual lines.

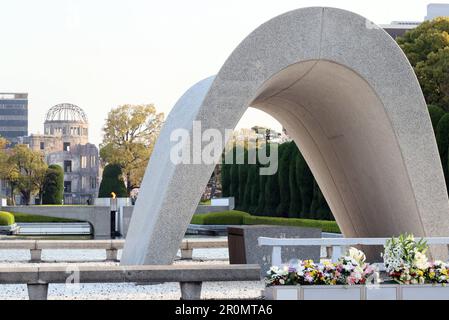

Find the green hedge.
xmin=11 ymin=212 xmax=78 ymax=223
xmin=190 ymin=210 xmax=250 ymax=225
xmin=0 ymin=211 xmax=15 ymax=226
xmin=242 ymin=215 xmax=340 ymax=234
xmin=190 ymin=210 xmax=340 ymax=233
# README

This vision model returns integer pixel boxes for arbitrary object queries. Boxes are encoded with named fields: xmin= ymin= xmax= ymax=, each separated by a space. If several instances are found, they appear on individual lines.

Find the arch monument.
xmin=121 ymin=7 xmax=449 ymax=265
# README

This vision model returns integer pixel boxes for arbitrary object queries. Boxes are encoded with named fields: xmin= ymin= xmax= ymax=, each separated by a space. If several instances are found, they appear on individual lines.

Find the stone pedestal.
xmin=228 ymin=225 xmax=321 ymax=276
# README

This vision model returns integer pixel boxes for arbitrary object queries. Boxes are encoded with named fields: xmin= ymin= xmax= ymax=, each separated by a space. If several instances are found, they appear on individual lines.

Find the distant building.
xmin=382 ymin=3 xmax=449 ymax=39
xmin=19 ymin=103 xmax=100 ymax=204
xmin=0 ymin=93 xmax=28 ymax=143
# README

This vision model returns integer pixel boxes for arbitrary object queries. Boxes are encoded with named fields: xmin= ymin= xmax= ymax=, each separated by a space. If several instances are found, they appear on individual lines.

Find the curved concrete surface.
xmin=121 ymin=7 xmax=449 ymax=265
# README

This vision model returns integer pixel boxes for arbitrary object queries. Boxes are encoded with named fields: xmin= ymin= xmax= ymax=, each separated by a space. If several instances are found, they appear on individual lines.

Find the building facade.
xmin=382 ymin=3 xmax=449 ymax=39
xmin=20 ymin=103 xmax=100 ymax=204
xmin=0 ymin=93 xmax=28 ymax=143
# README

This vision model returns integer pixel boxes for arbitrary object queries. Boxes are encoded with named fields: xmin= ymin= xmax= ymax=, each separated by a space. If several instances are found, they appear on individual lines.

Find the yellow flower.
xmin=417 ymin=270 xmax=423 ymax=277
xmin=429 ymin=272 xmax=436 ymax=279
xmin=442 ymin=269 xmax=448 ymax=276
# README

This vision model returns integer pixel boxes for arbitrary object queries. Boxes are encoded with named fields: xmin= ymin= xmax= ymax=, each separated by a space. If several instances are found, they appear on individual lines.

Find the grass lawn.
xmin=10 ymin=212 xmax=79 ymax=223
xmin=190 ymin=210 xmax=340 ymax=234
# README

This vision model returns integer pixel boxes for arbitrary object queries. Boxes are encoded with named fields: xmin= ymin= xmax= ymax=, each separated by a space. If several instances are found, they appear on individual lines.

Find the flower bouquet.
xmin=265 ymin=247 xmax=377 ymax=287
xmin=382 ymin=233 xmax=429 ymax=284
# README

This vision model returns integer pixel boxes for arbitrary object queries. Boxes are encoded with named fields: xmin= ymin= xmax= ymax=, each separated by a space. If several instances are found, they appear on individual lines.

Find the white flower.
xmin=348 ymin=247 xmax=366 ymax=265
xmin=414 ymin=252 xmax=429 ymax=270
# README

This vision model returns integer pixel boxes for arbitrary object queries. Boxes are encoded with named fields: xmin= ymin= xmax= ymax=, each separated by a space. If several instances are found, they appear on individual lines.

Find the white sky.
xmin=0 ymin=0 xmax=447 ymax=146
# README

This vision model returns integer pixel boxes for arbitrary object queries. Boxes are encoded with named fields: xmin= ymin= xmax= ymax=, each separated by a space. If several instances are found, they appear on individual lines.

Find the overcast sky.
xmin=0 ymin=0 xmax=447 ymax=146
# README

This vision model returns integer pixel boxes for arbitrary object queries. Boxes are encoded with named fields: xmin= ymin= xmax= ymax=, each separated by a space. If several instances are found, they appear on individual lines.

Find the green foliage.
xmin=100 ymin=104 xmax=164 ymax=193
xmin=0 ymin=211 xmax=15 ymax=226
xmin=221 ymin=161 xmax=231 ymax=197
xmin=397 ymin=17 xmax=449 ymax=110
xmin=5 ymin=144 xmax=48 ymax=205
xmin=243 ymin=215 xmax=340 ymax=234
xmin=98 ymin=164 xmax=128 ymax=198
xmin=310 ymin=180 xmax=332 ymax=220
xmin=264 ymin=168 xmax=280 ymax=215
xmin=229 ymin=153 xmax=239 ymax=204
xmin=243 ymin=164 xmax=257 ymax=212
xmin=10 ymin=212 xmax=78 ymax=223
xmin=276 ymin=143 xmax=292 ymax=217
xmin=189 ymin=210 xmax=340 ymax=233
xmin=436 ymin=114 xmax=449 ymax=192
xmin=42 ymin=165 xmax=64 ymax=205
xmin=248 ymin=164 xmax=260 ymax=214
xmin=428 ymin=104 xmax=446 ymax=132
xmin=288 ymin=144 xmax=301 ymax=217
xmin=237 ymin=150 xmax=249 ymax=210
xmin=190 ymin=210 xmax=250 ymax=225
xmin=296 ymin=152 xmax=314 ymax=218
xmin=255 ymin=174 xmax=267 ymax=215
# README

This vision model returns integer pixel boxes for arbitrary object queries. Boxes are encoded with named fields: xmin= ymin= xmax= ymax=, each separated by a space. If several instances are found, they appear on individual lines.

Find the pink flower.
xmin=347 ymin=276 xmax=356 ymax=285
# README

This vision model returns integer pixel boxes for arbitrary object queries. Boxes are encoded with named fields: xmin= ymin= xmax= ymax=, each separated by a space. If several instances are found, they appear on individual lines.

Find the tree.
xmin=255 ymin=174 xmax=267 ymax=215
xmin=416 ymin=47 xmax=449 ymax=110
xmin=436 ymin=113 xmax=449 ymax=193
xmin=221 ymin=155 xmax=231 ymax=197
xmin=296 ymin=152 xmax=314 ymax=218
xmin=100 ymin=104 xmax=164 ymax=194
xmin=243 ymin=163 xmax=257 ymax=213
xmin=229 ymin=163 xmax=239 ymax=206
xmin=276 ymin=142 xmax=292 ymax=217
xmin=288 ymin=143 xmax=301 ymax=218
xmin=0 ymin=137 xmax=19 ymax=205
xmin=248 ymin=163 xmax=260 ymax=214
xmin=98 ymin=164 xmax=128 ymax=198
xmin=237 ymin=150 xmax=249 ymax=210
xmin=310 ymin=180 xmax=332 ymax=220
xmin=397 ymin=18 xmax=449 ymax=110
xmin=42 ymin=165 xmax=64 ymax=204
xmin=263 ymin=143 xmax=280 ymax=215
xmin=7 ymin=145 xmax=47 ymax=205
xmin=428 ymin=104 xmax=446 ymax=132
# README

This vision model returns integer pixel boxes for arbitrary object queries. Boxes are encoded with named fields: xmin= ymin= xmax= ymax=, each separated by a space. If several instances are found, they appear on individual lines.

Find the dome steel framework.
xmin=45 ymin=103 xmax=88 ymax=123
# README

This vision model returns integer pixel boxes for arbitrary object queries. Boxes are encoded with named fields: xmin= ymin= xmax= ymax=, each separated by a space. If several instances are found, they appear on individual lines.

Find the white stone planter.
xmin=264 ymin=284 xmax=449 ymax=300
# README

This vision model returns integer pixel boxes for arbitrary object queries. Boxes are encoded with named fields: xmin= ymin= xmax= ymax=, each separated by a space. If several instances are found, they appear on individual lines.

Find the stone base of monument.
xmin=227 ymin=225 xmax=321 ymax=276
xmin=263 ymin=284 xmax=449 ymax=300
xmin=0 ymin=223 xmax=20 ymax=235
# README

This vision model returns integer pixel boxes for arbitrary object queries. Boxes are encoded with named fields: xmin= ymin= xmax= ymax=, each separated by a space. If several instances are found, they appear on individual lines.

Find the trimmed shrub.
xmin=288 ymin=144 xmax=301 ymax=217
xmin=276 ymin=143 xmax=292 ymax=217
xmin=0 ymin=211 xmax=15 ymax=226
xmin=11 ymin=212 xmax=77 ymax=223
xmin=98 ymin=164 xmax=128 ymax=198
xmin=248 ymin=164 xmax=260 ymax=214
xmin=436 ymin=113 xmax=449 ymax=193
xmin=221 ymin=162 xmax=231 ymax=198
xmin=42 ymin=164 xmax=64 ymax=205
xmin=189 ymin=210 xmax=340 ymax=233
xmin=237 ymin=162 xmax=249 ymax=210
xmin=264 ymin=171 xmax=280 ymax=215
xmin=296 ymin=152 xmax=314 ymax=218
xmin=310 ymin=180 xmax=332 ymax=220
xmin=190 ymin=210 xmax=250 ymax=225
xmin=255 ymin=174 xmax=267 ymax=215
xmin=243 ymin=164 xmax=257 ymax=212
xmin=428 ymin=105 xmax=446 ymax=132
xmin=242 ymin=215 xmax=340 ymax=234
xmin=229 ymin=159 xmax=239 ymax=205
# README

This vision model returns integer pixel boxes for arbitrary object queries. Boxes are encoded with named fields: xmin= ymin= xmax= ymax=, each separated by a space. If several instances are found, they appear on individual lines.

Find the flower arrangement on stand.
xmin=425 ymin=260 xmax=449 ymax=284
xmin=381 ymin=233 xmax=429 ymax=284
xmin=265 ymin=247 xmax=377 ymax=286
